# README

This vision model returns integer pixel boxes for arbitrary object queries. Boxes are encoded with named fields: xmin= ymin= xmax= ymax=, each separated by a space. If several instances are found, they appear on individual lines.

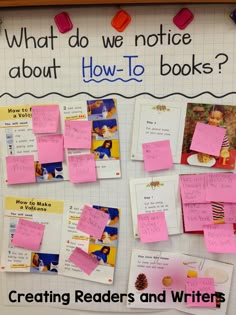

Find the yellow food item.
xmin=187 ymin=270 xmax=198 ymax=278
xmin=162 ymin=276 xmax=173 ymax=287
xmin=197 ymin=153 xmax=213 ymax=163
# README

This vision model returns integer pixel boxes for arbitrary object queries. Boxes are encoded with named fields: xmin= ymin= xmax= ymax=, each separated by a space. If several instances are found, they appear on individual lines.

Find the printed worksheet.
xmin=127 ymin=249 xmax=233 ymax=315
xmin=130 ymin=175 xmax=183 ymax=238
xmin=0 ymin=196 xmax=64 ymax=273
xmin=58 ymin=202 xmax=120 ymax=284
xmin=131 ymin=99 xmax=186 ymax=162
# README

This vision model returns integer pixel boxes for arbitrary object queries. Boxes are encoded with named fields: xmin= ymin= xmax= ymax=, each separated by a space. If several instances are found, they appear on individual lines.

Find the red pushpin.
xmin=111 ymin=10 xmax=131 ymax=32
xmin=54 ymin=12 xmax=73 ymax=34
xmin=173 ymin=8 xmax=194 ymax=30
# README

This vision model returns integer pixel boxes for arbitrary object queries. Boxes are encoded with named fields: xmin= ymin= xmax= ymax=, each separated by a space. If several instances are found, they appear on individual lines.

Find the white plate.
xmin=187 ymin=154 xmax=216 ymax=167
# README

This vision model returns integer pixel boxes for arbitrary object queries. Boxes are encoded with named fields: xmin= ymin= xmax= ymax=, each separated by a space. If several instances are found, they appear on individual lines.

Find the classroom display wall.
xmin=1 ymin=3 xmax=236 ymax=315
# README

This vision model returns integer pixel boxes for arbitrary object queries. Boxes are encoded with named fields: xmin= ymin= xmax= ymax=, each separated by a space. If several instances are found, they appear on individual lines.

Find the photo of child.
xmin=92 ymin=139 xmax=120 ymax=160
xmin=181 ymin=103 xmax=236 ymax=170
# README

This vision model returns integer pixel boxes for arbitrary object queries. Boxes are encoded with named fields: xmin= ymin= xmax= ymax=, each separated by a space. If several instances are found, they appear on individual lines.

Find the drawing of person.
xmin=93 ymin=119 xmax=118 ymax=138
xmin=87 ymin=99 xmax=116 ymax=119
xmin=90 ymin=246 xmax=110 ymax=264
xmin=94 ymin=140 xmax=112 ymax=159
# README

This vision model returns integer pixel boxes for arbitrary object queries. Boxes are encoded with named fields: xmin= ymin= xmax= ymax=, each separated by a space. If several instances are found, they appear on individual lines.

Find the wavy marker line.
xmin=83 ymin=78 xmax=142 ymax=83
xmin=1 ymin=91 xmax=236 ymax=99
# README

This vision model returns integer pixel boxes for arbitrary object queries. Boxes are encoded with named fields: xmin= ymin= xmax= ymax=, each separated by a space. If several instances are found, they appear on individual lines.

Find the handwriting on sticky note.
xmin=12 ymin=218 xmax=45 ymax=251
xmin=180 ymin=174 xmax=207 ymax=204
xmin=142 ymin=140 xmax=173 ymax=172
xmin=77 ymin=205 xmax=109 ymax=239
xmin=64 ymin=120 xmax=92 ymax=149
xmin=185 ymin=278 xmax=216 ymax=307
xmin=69 ymin=247 xmax=98 ymax=275
xmin=203 ymin=223 xmax=236 ymax=253
xmin=137 ymin=212 xmax=168 ymax=243
xmin=68 ymin=154 xmax=96 ymax=183
xmin=190 ymin=122 xmax=226 ymax=156
xmin=224 ymin=203 xmax=236 ymax=223
xmin=32 ymin=105 xmax=60 ymax=134
xmin=206 ymin=173 xmax=236 ymax=203
xmin=36 ymin=134 xmax=64 ymax=164
xmin=6 ymin=155 xmax=36 ymax=185
xmin=183 ymin=203 xmax=213 ymax=232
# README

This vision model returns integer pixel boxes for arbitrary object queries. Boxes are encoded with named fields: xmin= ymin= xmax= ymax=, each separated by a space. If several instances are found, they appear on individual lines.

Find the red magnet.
xmin=54 ymin=12 xmax=73 ymax=34
xmin=173 ymin=8 xmax=194 ymax=30
xmin=111 ymin=10 xmax=131 ymax=32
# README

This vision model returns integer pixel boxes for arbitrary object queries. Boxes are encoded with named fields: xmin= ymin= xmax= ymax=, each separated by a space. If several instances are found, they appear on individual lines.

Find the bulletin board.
xmin=1 ymin=3 xmax=236 ymax=315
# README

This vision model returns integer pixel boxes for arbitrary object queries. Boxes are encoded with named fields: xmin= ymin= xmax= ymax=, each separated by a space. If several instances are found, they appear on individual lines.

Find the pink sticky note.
xmin=12 ymin=218 xmax=45 ymax=251
xmin=206 ymin=173 xmax=236 ymax=203
xmin=185 ymin=278 xmax=216 ymax=307
xmin=68 ymin=154 xmax=97 ymax=183
xmin=138 ymin=212 xmax=168 ymax=243
xmin=6 ymin=155 xmax=36 ymax=185
xmin=32 ymin=105 xmax=59 ymax=134
xmin=36 ymin=134 xmax=64 ymax=163
xmin=190 ymin=122 xmax=226 ymax=156
xmin=224 ymin=203 xmax=236 ymax=223
xmin=203 ymin=223 xmax=236 ymax=253
xmin=142 ymin=140 xmax=173 ymax=172
xmin=180 ymin=174 xmax=207 ymax=204
xmin=69 ymin=247 xmax=98 ymax=275
xmin=77 ymin=205 xmax=109 ymax=239
xmin=64 ymin=120 xmax=92 ymax=149
xmin=183 ymin=203 xmax=213 ymax=232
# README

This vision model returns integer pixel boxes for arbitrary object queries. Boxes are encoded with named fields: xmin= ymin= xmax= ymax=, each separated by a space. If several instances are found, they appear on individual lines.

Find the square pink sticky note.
xmin=185 ymin=278 xmax=216 ymax=307
xmin=36 ymin=134 xmax=64 ymax=163
xmin=142 ymin=140 xmax=173 ymax=172
xmin=69 ymin=247 xmax=98 ymax=275
xmin=180 ymin=174 xmax=207 ymax=204
xmin=206 ymin=173 xmax=236 ymax=203
xmin=64 ymin=120 xmax=92 ymax=149
xmin=6 ymin=155 xmax=36 ymax=185
xmin=203 ymin=223 xmax=236 ymax=253
xmin=138 ymin=212 xmax=168 ymax=243
xmin=190 ymin=122 xmax=226 ymax=156
xmin=68 ymin=154 xmax=97 ymax=183
xmin=224 ymin=203 xmax=236 ymax=223
xmin=183 ymin=203 xmax=213 ymax=232
xmin=32 ymin=105 xmax=60 ymax=134
xmin=77 ymin=205 xmax=109 ymax=239
xmin=12 ymin=218 xmax=45 ymax=251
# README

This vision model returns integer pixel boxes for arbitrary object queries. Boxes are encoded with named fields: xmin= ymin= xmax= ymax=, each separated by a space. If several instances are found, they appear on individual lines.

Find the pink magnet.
xmin=173 ymin=8 xmax=194 ymax=30
xmin=54 ymin=12 xmax=73 ymax=34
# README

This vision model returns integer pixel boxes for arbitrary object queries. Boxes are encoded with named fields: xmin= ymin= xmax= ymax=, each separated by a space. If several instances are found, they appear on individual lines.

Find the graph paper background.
xmin=0 ymin=4 xmax=236 ymax=315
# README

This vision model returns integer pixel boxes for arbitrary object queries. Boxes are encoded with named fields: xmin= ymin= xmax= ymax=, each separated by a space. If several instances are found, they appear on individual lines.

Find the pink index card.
xmin=190 ymin=122 xmax=226 ymax=156
xmin=142 ymin=140 xmax=173 ymax=172
xmin=12 ymin=218 xmax=45 ymax=251
xmin=137 ymin=212 xmax=168 ymax=243
xmin=36 ymin=134 xmax=64 ymax=163
xmin=179 ymin=174 xmax=207 ymax=204
xmin=32 ymin=105 xmax=60 ymax=134
xmin=68 ymin=154 xmax=97 ymax=183
xmin=203 ymin=223 xmax=236 ymax=253
xmin=64 ymin=120 xmax=92 ymax=149
xmin=6 ymin=155 xmax=36 ymax=185
xmin=183 ymin=203 xmax=213 ymax=232
xmin=206 ymin=173 xmax=236 ymax=203
xmin=224 ymin=203 xmax=236 ymax=223
xmin=69 ymin=247 xmax=98 ymax=275
xmin=77 ymin=205 xmax=109 ymax=239
xmin=185 ymin=278 xmax=216 ymax=307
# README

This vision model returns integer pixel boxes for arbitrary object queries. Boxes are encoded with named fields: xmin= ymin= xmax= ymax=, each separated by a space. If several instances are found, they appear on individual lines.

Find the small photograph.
xmin=30 ymin=252 xmax=59 ymax=273
xmin=92 ymin=139 xmax=120 ymax=160
xmin=87 ymin=99 xmax=117 ymax=121
xmin=35 ymin=161 xmax=64 ymax=182
xmin=88 ymin=244 xmax=116 ymax=267
xmin=90 ymin=226 xmax=118 ymax=247
xmin=92 ymin=119 xmax=118 ymax=140
xmin=92 ymin=205 xmax=120 ymax=227
xmin=181 ymin=103 xmax=236 ymax=170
